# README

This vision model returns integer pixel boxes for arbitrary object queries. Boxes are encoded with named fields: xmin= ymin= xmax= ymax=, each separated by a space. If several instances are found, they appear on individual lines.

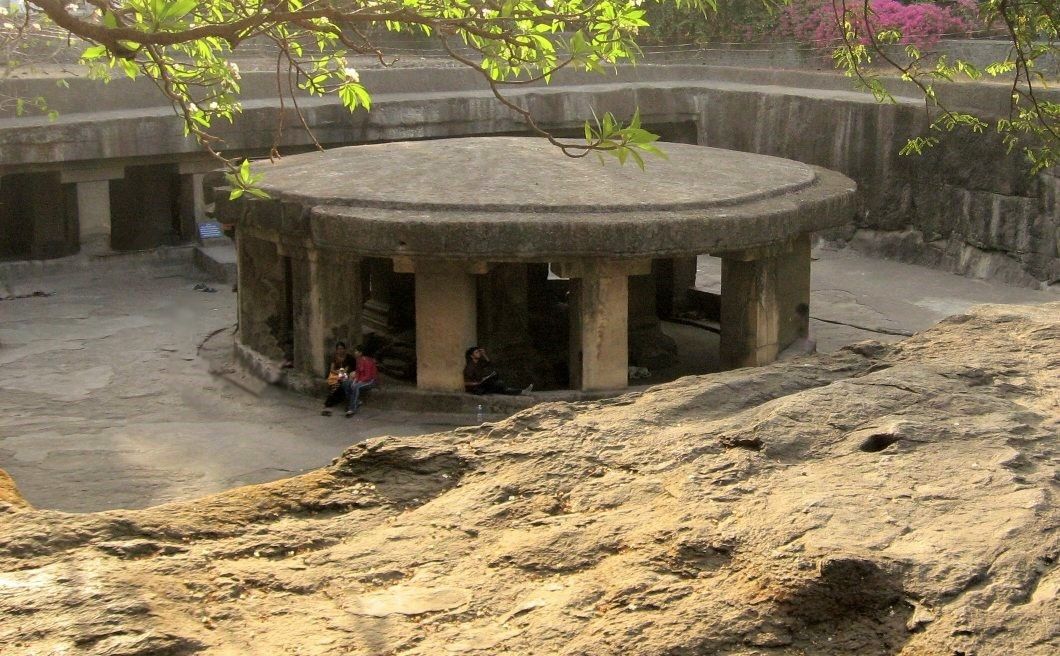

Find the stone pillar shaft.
xmin=190 ymin=173 xmax=208 ymax=221
xmin=720 ymin=256 xmax=778 ymax=369
xmin=303 ymin=249 xmax=363 ymax=377
xmin=63 ymin=167 xmax=124 ymax=255
xmin=414 ymin=264 xmax=477 ymax=392
xmin=235 ymin=230 xmax=250 ymax=345
xmin=564 ymin=262 xmax=634 ymax=392
xmin=568 ymin=279 xmax=583 ymax=390
xmin=719 ymin=235 xmax=812 ymax=369
xmin=236 ymin=234 xmax=289 ymax=360
xmin=62 ymin=166 xmax=122 ymax=254
xmin=776 ymin=234 xmax=812 ymax=350
xmin=75 ymin=180 xmax=112 ymax=254
xmin=179 ymin=173 xmax=208 ymax=240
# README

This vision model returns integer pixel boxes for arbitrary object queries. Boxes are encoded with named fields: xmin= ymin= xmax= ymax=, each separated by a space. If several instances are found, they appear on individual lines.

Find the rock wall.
xmin=694 ymin=85 xmax=1060 ymax=288
xmin=1 ymin=65 xmax=1058 ymax=285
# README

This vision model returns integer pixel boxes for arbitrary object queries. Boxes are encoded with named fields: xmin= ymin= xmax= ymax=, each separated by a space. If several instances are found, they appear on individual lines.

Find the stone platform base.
xmin=0 ymin=245 xmax=194 ymax=284
xmin=1 ymin=242 xmax=236 ymax=288
xmin=193 ymin=240 xmax=237 ymax=284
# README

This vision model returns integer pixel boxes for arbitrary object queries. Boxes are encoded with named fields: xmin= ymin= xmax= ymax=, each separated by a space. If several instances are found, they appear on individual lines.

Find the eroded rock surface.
xmin=1 ymin=303 xmax=1057 ymax=655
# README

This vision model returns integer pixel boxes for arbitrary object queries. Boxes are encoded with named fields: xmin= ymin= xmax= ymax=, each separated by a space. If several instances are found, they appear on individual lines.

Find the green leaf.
xmin=81 ymin=45 xmax=108 ymax=61
xmin=167 ymin=0 xmax=198 ymax=22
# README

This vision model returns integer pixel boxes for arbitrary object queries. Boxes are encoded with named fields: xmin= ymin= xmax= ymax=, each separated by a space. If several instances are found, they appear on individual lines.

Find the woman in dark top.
xmin=463 ymin=346 xmax=531 ymax=395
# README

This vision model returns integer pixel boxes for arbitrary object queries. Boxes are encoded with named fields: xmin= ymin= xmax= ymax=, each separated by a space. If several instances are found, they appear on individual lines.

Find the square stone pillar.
xmin=298 ymin=248 xmax=363 ymax=377
xmin=720 ymin=256 xmax=779 ymax=369
xmin=776 ymin=234 xmax=812 ymax=350
xmin=558 ymin=259 xmax=650 ymax=392
xmin=179 ymin=160 xmax=220 ymax=242
xmin=74 ymin=181 xmax=112 ymax=254
xmin=719 ymin=235 xmax=812 ymax=369
xmin=179 ymin=173 xmax=208 ymax=236
xmin=236 ymin=233 xmax=290 ymax=360
xmin=395 ymin=258 xmax=484 ymax=392
xmin=61 ymin=166 xmax=124 ymax=255
xmin=567 ymin=278 xmax=584 ymax=390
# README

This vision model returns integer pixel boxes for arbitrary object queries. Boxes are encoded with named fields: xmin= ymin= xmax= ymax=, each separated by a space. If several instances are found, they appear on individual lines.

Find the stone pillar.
xmin=719 ymin=236 xmax=812 ymax=369
xmin=74 ymin=181 xmax=112 ymax=254
xmin=299 ymin=248 xmax=363 ymax=377
xmin=395 ymin=258 xmax=485 ymax=392
xmin=61 ymin=166 xmax=124 ymax=255
xmin=776 ymin=234 xmax=812 ymax=350
xmin=580 ymin=274 xmax=628 ymax=391
xmin=179 ymin=174 xmax=207 ymax=233
xmin=568 ymin=278 xmax=584 ymax=390
xmin=236 ymin=233 xmax=289 ymax=360
xmin=235 ymin=230 xmax=251 ymax=345
xmin=290 ymin=250 xmax=314 ymax=373
xmin=179 ymin=160 xmax=220 ymax=242
xmin=558 ymin=259 xmax=650 ymax=392
xmin=720 ymin=256 xmax=778 ymax=369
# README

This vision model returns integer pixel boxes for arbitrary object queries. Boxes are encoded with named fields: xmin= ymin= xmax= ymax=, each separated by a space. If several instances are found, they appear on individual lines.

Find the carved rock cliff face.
xmin=2 ymin=303 xmax=1057 ymax=656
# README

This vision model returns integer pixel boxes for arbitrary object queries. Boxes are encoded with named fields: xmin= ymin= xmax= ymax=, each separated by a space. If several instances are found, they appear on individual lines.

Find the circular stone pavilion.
xmin=220 ymin=137 xmax=855 ymax=393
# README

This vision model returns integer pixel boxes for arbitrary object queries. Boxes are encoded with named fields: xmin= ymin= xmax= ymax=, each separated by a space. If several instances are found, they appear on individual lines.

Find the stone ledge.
xmin=0 ymin=245 xmax=194 ymax=283
xmin=193 ymin=241 xmax=237 ymax=284
xmin=231 ymin=341 xmax=638 ymax=415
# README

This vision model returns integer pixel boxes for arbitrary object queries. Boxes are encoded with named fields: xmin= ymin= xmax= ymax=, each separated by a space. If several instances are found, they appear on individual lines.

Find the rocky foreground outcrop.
xmin=1 ymin=303 xmax=1057 ymax=656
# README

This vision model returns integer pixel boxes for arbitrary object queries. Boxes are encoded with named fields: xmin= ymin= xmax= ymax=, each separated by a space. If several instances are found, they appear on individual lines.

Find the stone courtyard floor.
xmin=0 ymin=248 xmax=1054 ymax=513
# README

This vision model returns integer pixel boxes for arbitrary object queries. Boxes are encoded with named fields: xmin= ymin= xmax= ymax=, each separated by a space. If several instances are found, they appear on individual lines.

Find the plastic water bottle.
xmin=476 ymin=404 xmax=485 ymax=424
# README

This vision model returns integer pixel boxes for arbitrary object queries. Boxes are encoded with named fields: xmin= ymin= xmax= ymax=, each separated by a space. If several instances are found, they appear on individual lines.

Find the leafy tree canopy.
xmin=830 ymin=0 xmax=1060 ymax=173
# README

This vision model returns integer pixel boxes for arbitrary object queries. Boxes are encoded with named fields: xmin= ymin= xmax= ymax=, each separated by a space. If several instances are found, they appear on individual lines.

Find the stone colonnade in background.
xmin=0 ymin=159 xmax=215 ymax=260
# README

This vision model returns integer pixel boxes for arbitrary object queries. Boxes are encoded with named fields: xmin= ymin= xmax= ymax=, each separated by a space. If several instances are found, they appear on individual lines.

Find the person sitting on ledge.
xmin=463 ymin=346 xmax=532 ymax=396
xmin=321 ymin=341 xmax=357 ymax=416
xmin=342 ymin=345 xmax=379 ymax=418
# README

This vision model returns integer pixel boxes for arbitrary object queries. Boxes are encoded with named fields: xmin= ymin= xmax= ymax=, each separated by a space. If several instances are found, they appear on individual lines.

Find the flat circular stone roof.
xmin=229 ymin=137 xmax=856 ymax=260
xmin=258 ymin=137 xmax=817 ymax=212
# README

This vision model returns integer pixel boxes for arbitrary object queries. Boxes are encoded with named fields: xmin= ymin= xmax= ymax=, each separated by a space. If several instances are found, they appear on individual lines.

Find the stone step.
xmin=193 ymin=240 xmax=237 ymax=284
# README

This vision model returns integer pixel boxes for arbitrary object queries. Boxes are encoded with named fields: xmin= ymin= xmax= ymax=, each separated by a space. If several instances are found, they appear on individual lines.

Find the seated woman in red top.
xmin=341 ymin=345 xmax=379 ymax=417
